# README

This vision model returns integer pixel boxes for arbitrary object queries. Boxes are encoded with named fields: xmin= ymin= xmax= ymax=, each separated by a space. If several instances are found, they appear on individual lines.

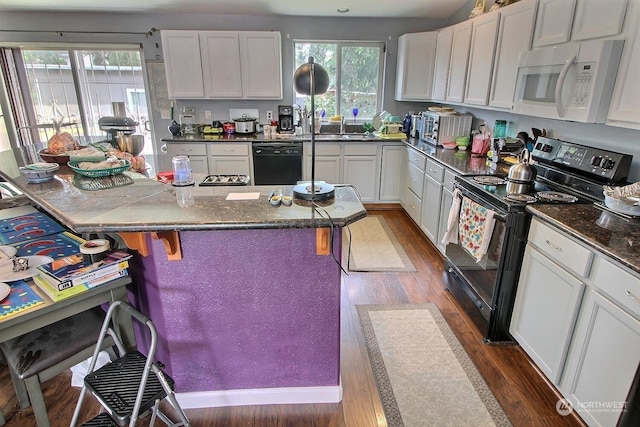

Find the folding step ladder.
xmin=70 ymin=301 xmax=190 ymax=427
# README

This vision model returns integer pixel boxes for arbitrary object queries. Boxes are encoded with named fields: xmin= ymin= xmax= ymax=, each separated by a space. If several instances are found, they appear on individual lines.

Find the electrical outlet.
xmin=204 ymin=110 xmax=212 ymax=120
xmin=266 ymin=110 xmax=273 ymax=121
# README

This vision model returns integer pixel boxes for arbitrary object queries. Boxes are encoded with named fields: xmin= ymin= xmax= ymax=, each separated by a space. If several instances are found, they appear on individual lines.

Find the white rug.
xmin=344 ymin=215 xmax=416 ymax=272
xmin=357 ymin=304 xmax=511 ymax=427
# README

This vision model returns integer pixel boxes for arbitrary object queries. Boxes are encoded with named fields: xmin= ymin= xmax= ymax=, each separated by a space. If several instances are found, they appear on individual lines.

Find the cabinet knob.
xmin=625 ymin=289 xmax=640 ymax=306
xmin=545 ymin=239 xmax=562 ymax=252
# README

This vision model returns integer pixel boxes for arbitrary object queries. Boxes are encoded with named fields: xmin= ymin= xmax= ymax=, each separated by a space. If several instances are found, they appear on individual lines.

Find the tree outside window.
xmin=294 ymin=41 xmax=384 ymax=122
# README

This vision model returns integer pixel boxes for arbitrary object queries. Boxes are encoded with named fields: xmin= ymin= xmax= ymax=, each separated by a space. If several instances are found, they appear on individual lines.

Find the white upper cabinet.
xmin=571 ymin=0 xmax=628 ymax=41
xmin=608 ymin=0 xmax=640 ymax=128
xmin=240 ymin=32 xmax=283 ymax=99
xmin=161 ymin=31 xmax=206 ymax=98
xmin=432 ymin=27 xmax=454 ymax=102
xmin=489 ymin=0 xmax=538 ymax=109
xmin=162 ymin=30 xmax=282 ymax=100
xmin=533 ymin=0 xmax=628 ymax=47
xmin=446 ymin=20 xmax=473 ymax=103
xmin=395 ymin=32 xmax=438 ymax=101
xmin=464 ymin=11 xmax=500 ymax=106
xmin=532 ymin=0 xmax=576 ymax=47
xmin=200 ymin=32 xmax=243 ymax=98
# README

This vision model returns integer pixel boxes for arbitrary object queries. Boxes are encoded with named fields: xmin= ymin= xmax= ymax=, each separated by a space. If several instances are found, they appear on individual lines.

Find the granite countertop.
xmin=404 ymin=138 xmax=510 ymax=176
xmin=0 ymin=150 xmax=366 ymax=234
xmin=527 ymin=203 xmax=640 ymax=275
xmin=162 ymin=133 xmax=406 ymax=143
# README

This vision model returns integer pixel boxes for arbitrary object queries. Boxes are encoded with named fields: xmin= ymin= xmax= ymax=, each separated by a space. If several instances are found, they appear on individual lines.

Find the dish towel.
xmin=441 ymin=188 xmax=463 ymax=245
xmin=458 ymin=196 xmax=496 ymax=263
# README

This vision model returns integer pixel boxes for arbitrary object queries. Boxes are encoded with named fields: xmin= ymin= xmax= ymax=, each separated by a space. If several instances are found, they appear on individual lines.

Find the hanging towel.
xmin=458 ymin=196 xmax=496 ymax=263
xmin=441 ymin=188 xmax=463 ymax=245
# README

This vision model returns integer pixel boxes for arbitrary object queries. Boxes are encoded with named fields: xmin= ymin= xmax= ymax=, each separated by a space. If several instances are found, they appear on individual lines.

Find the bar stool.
xmin=0 ymin=307 xmax=116 ymax=427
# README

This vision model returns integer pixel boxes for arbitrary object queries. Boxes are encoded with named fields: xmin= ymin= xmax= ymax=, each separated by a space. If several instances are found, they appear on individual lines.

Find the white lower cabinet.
xmin=207 ymin=143 xmax=251 ymax=177
xmin=379 ymin=145 xmax=403 ymax=202
xmin=511 ymin=218 xmax=640 ymax=427
xmin=401 ymin=146 xmax=426 ymax=225
xmin=343 ymin=153 xmax=378 ymax=202
xmin=420 ymin=159 xmax=445 ymax=244
xmin=436 ymin=169 xmax=458 ymax=254
xmin=304 ymin=143 xmax=341 ymax=184
xmin=510 ymin=244 xmax=585 ymax=384
xmin=166 ymin=143 xmax=208 ymax=174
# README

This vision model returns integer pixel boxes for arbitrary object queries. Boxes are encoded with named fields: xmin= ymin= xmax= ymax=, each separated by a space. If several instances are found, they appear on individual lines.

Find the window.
xmin=1 ymin=46 xmax=151 ymax=156
xmin=294 ymin=41 xmax=384 ymax=122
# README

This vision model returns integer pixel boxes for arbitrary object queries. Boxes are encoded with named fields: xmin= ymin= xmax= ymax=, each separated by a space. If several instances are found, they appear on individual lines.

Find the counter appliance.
xmin=419 ymin=111 xmax=472 ymax=146
xmin=278 ymin=105 xmax=294 ymax=134
xmin=513 ymin=39 xmax=624 ymax=123
xmin=444 ymin=137 xmax=632 ymax=343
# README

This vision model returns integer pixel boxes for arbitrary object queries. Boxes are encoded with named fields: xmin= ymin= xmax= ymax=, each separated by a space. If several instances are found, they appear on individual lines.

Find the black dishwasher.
xmin=252 ymin=142 xmax=303 ymax=185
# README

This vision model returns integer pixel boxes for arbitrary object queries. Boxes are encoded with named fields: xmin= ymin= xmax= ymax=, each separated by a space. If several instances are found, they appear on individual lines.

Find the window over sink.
xmin=294 ymin=41 xmax=384 ymax=123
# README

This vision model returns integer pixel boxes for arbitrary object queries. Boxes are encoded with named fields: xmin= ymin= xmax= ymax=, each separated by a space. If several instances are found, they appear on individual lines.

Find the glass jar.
xmin=493 ymin=120 xmax=507 ymax=139
xmin=179 ymin=106 xmax=196 ymax=135
xmin=172 ymin=155 xmax=193 ymax=186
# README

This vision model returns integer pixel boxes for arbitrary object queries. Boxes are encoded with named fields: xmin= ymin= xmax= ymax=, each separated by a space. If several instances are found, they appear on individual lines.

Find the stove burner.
xmin=536 ymin=191 xmax=578 ymax=203
xmin=473 ymin=176 xmax=506 ymax=185
xmin=505 ymin=193 xmax=537 ymax=203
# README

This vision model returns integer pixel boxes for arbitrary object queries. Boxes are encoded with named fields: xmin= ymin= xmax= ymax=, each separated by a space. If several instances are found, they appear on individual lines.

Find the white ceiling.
xmin=0 ymin=0 xmax=470 ymax=19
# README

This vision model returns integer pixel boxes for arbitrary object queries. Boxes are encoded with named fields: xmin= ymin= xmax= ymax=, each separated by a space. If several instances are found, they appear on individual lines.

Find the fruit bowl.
xmin=39 ymin=149 xmax=71 ymax=164
xmin=442 ymin=142 xmax=458 ymax=150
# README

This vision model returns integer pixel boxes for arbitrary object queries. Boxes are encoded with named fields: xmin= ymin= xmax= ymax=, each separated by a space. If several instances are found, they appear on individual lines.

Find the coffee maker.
xmin=278 ymin=105 xmax=294 ymax=133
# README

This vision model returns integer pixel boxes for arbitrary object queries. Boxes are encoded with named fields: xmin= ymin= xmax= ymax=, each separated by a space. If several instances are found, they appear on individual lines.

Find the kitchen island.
xmin=0 ymin=148 xmax=365 ymax=409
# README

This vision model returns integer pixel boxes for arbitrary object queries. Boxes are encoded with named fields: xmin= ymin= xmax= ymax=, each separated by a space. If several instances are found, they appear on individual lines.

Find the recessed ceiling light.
xmin=337 ymin=8 xmax=350 ymax=13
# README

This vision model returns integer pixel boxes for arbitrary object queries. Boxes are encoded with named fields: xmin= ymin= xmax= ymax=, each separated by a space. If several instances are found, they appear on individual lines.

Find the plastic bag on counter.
xmin=604 ymin=182 xmax=640 ymax=199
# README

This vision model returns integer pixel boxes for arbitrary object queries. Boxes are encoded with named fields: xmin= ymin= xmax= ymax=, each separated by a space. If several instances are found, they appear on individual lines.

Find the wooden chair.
xmin=0 ymin=307 xmax=116 ymax=427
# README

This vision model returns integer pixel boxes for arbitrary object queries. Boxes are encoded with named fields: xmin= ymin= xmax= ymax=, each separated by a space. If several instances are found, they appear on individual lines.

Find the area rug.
xmin=343 ymin=215 xmax=416 ymax=272
xmin=357 ymin=304 xmax=511 ymax=427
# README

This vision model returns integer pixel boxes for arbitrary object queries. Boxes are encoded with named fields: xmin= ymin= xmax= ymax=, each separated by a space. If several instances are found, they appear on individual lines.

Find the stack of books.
xmin=19 ymin=233 xmax=133 ymax=301
xmin=34 ymin=250 xmax=132 ymax=301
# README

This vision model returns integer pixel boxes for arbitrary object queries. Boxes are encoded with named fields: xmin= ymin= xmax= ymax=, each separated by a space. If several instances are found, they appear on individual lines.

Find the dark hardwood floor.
xmin=0 ymin=207 xmax=585 ymax=426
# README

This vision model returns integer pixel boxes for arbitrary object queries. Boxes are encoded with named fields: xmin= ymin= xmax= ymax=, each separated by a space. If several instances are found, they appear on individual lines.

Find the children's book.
xmin=0 ymin=280 xmax=45 ymax=318
xmin=37 ymin=250 xmax=132 ymax=291
xmin=12 ymin=231 xmax=85 ymax=259
xmin=0 ymin=211 xmax=65 ymax=245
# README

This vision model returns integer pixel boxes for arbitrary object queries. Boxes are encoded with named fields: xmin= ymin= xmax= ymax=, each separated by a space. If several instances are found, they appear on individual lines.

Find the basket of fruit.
xmin=68 ymin=158 xmax=131 ymax=178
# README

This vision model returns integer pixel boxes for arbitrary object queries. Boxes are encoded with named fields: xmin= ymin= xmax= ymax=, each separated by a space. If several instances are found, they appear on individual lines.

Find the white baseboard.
xmin=175 ymin=384 xmax=343 ymax=409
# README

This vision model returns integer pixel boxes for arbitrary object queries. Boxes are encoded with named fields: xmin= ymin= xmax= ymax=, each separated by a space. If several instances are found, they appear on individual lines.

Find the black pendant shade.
xmin=293 ymin=57 xmax=329 ymax=96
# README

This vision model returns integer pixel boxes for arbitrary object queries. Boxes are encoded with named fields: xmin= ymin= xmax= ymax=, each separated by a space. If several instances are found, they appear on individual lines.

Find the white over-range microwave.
xmin=512 ymin=39 xmax=624 ymax=123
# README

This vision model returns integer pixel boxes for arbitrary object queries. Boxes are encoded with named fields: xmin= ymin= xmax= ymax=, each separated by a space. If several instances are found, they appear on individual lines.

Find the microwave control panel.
xmin=532 ymin=137 xmax=632 ymax=182
xmin=571 ymin=62 xmax=595 ymax=107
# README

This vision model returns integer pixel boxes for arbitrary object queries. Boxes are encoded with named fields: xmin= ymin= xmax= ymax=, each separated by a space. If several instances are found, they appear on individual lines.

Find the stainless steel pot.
xmin=233 ymin=115 xmax=257 ymax=133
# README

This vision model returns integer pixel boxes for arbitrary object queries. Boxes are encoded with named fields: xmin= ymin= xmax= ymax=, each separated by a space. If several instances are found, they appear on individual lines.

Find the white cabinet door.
xmin=464 ymin=12 xmax=500 ymax=106
xmin=607 ymin=0 xmax=640 ymax=128
xmin=510 ymin=245 xmax=585 ymax=385
xmin=571 ymin=0 xmax=628 ymax=41
xmin=560 ymin=289 xmax=640 ymax=427
xmin=208 ymin=157 xmax=250 ymax=176
xmin=420 ymin=174 xmax=442 ymax=243
xmin=161 ymin=31 xmax=205 ymax=98
xmin=304 ymin=155 xmax=341 ymax=184
xmin=167 ymin=143 xmax=209 ymax=174
xmin=446 ymin=21 xmax=473 ymax=103
xmin=437 ymin=186 xmax=453 ymax=254
xmin=343 ymin=156 xmax=378 ymax=202
xmin=395 ymin=32 xmax=437 ymax=101
xmin=240 ymin=32 xmax=283 ymax=99
xmin=489 ymin=0 xmax=537 ymax=109
xmin=432 ymin=27 xmax=454 ymax=102
xmin=379 ymin=145 xmax=403 ymax=202
xmin=533 ymin=0 xmax=576 ymax=47
xmin=200 ymin=32 xmax=243 ymax=98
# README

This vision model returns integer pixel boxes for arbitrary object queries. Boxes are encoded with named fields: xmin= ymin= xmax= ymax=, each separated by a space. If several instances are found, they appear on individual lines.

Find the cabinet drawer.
xmin=425 ymin=159 xmax=445 ymax=182
xmin=443 ymin=168 xmax=457 ymax=192
xmin=406 ymin=162 xmax=424 ymax=197
xmin=310 ymin=143 xmax=341 ymax=156
xmin=402 ymin=185 xmax=422 ymax=224
xmin=344 ymin=143 xmax=377 ymax=156
xmin=528 ymin=219 xmax=593 ymax=278
xmin=167 ymin=143 xmax=207 ymax=156
xmin=407 ymin=147 xmax=426 ymax=171
xmin=208 ymin=143 xmax=249 ymax=156
xmin=593 ymin=257 xmax=640 ymax=319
